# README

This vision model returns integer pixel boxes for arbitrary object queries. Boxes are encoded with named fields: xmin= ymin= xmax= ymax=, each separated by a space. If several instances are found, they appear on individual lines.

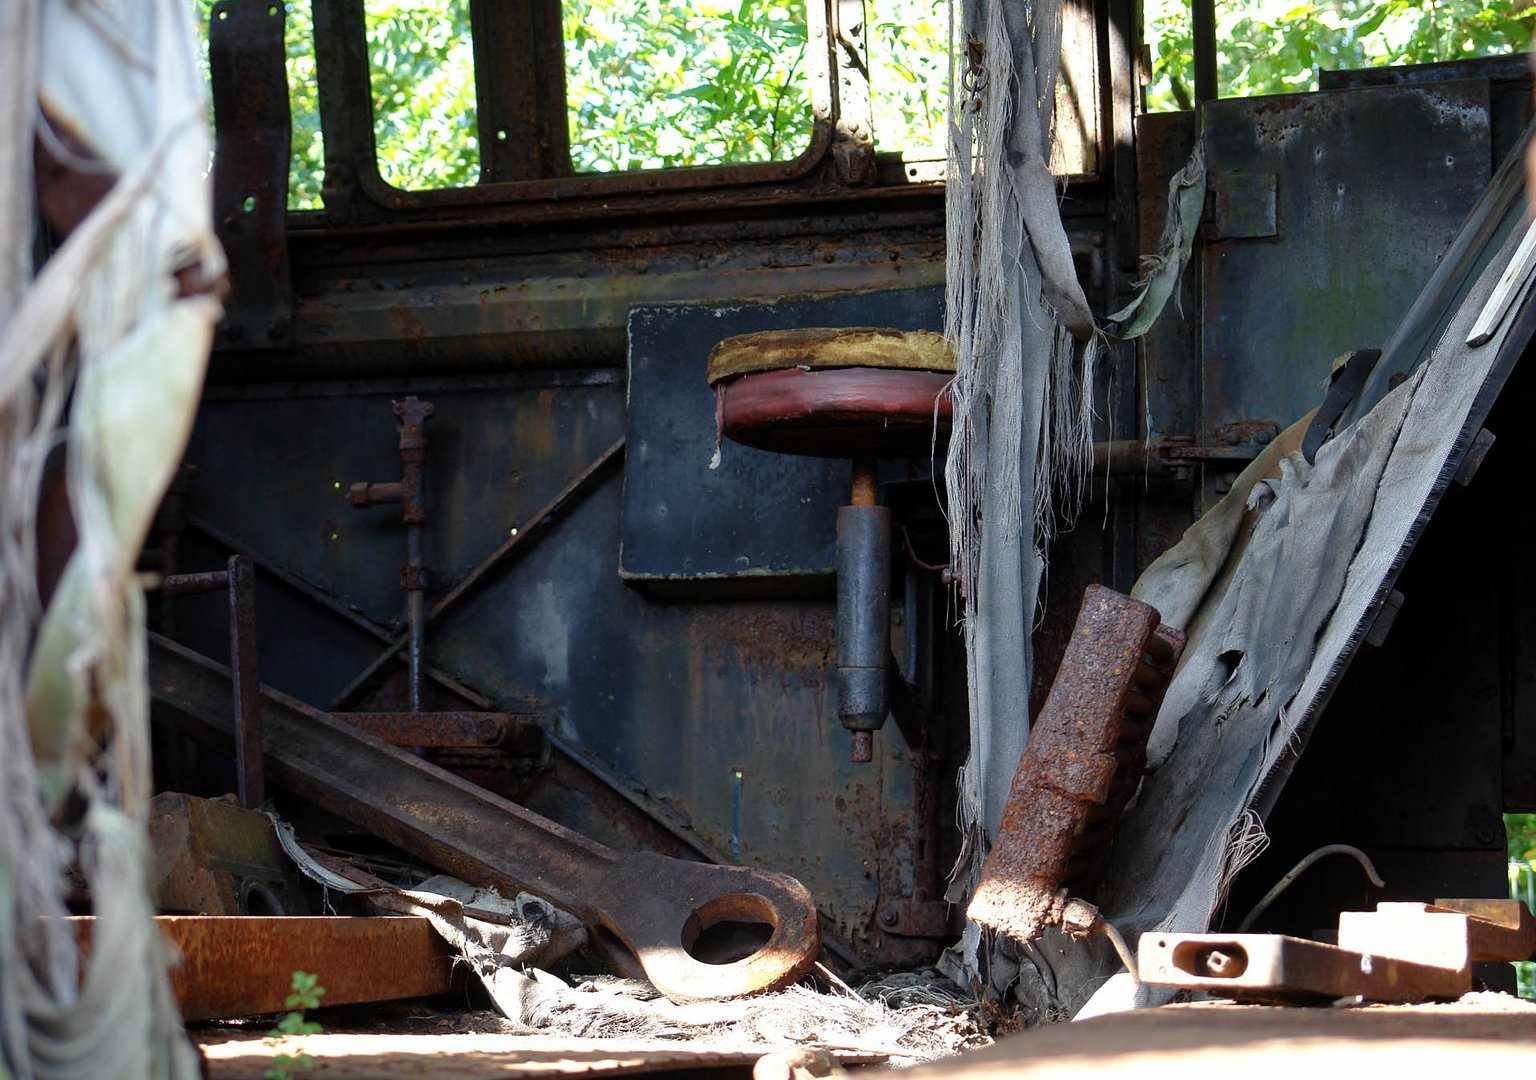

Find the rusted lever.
xmin=533 ymin=843 xmax=822 ymax=1003
xmin=148 ymin=635 xmax=822 ymax=1003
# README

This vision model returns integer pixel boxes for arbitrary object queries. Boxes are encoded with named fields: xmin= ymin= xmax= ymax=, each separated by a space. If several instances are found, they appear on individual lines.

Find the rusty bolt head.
xmin=849 ymin=731 xmax=873 ymax=763
xmin=881 ymin=909 xmax=899 ymax=928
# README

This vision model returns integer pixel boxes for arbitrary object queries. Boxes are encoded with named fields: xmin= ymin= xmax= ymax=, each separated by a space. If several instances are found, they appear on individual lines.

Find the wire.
xmin=1094 ymin=917 xmax=1139 ymax=981
xmin=1237 ymin=843 xmax=1386 ymax=932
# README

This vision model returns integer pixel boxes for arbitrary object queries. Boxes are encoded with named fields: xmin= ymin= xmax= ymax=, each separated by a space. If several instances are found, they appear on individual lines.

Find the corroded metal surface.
xmin=74 ymin=916 xmax=456 ymax=1021
xmin=331 ymin=437 xmax=623 ymax=711
xmin=149 ymin=792 xmax=305 ymax=916
xmin=968 ymin=585 xmax=1186 ymax=942
xmin=149 ymin=635 xmax=821 ymax=1002
xmin=209 ymin=0 xmax=291 ymax=349
xmin=1336 ymin=899 xmax=1536 ymax=981
xmin=335 ymin=710 xmax=539 ymax=749
xmin=1433 ymin=898 xmax=1536 ymax=960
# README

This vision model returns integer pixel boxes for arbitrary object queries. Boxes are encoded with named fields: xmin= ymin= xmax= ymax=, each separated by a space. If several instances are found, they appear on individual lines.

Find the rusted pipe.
xmin=1091 ymin=439 xmax=1172 ymax=477
xmin=347 ymin=396 xmax=434 ymax=714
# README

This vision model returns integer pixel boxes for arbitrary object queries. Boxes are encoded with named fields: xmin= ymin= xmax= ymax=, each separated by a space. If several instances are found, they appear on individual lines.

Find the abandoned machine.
xmin=6 ymin=0 xmax=1536 ymax=1074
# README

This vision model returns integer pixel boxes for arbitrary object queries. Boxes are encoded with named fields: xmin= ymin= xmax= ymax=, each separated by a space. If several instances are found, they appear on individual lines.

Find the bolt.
xmin=850 ymin=731 xmax=873 ymax=763
xmin=881 ymin=909 xmax=899 ymax=928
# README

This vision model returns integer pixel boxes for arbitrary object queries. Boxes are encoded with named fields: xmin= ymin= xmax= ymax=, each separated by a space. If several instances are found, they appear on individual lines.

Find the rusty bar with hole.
xmin=73 ymin=916 xmax=456 ymax=1021
xmin=1139 ymin=932 xmax=1467 ymax=1004
xmin=968 ymin=585 xmax=1186 ymax=942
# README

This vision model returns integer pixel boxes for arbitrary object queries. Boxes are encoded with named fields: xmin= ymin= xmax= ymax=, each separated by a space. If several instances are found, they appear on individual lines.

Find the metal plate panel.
xmin=620 ymin=287 xmax=944 ymax=590
xmin=1202 ymin=82 xmax=1492 ymax=451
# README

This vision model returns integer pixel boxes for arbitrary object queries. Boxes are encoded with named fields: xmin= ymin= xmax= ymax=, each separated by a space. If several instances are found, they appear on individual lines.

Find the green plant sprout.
xmin=264 ymin=971 xmax=325 ymax=1080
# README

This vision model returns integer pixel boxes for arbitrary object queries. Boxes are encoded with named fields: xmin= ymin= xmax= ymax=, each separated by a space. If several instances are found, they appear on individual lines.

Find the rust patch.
xmin=968 ymin=585 xmax=1187 ymax=943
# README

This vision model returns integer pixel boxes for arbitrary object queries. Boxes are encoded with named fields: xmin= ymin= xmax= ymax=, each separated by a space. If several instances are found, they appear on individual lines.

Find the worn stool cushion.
xmin=706 ymin=327 xmax=954 ymax=386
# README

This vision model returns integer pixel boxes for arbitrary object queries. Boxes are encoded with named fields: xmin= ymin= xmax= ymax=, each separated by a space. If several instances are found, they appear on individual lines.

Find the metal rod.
xmin=183 ymin=512 xmax=494 ymax=710
xmin=160 ymin=570 xmax=235 ymax=596
xmin=406 ymin=524 xmax=425 ymax=713
xmin=1192 ymin=0 xmax=1217 ymax=103
xmin=330 ymin=438 xmax=625 ymax=710
xmin=227 ymin=555 xmax=264 ymax=808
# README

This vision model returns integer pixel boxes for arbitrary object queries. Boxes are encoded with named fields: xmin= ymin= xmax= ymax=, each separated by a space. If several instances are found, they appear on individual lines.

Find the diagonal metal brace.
xmin=330 ymin=438 xmax=624 ymax=710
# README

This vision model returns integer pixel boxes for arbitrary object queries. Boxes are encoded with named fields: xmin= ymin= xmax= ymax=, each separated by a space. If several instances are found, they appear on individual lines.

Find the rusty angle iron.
xmin=148 ymin=634 xmax=821 ymax=1003
xmin=968 ymin=585 xmax=1187 ymax=942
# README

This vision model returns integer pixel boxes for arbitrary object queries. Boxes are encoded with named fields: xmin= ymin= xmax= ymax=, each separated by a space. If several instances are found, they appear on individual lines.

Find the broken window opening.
xmin=1142 ymin=0 xmax=1534 ymax=113
xmin=562 ymin=0 xmax=815 ymax=173
xmin=365 ymin=0 xmax=481 ymax=191
xmin=869 ymin=0 xmax=949 ymax=159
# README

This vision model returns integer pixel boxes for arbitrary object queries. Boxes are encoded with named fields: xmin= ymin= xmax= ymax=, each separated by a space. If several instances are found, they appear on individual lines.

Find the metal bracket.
xmin=210 ymin=0 xmax=293 ymax=349
xmin=1211 ymin=170 xmax=1278 ymax=240
xmin=877 ymin=898 xmax=951 ymax=939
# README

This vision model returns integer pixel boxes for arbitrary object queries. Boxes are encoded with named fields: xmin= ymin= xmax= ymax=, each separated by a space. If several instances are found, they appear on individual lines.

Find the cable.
xmin=1237 ymin=843 xmax=1385 ymax=932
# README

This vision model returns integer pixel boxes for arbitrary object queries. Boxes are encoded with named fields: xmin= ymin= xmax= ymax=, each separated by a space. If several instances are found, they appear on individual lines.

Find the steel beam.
xmin=75 ymin=916 xmax=455 ymax=1021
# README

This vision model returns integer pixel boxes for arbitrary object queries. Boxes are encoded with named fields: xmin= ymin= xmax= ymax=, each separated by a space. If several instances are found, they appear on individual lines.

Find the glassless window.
xmin=364 ymin=0 xmax=480 ymax=189
xmin=562 ymin=0 xmax=814 ymax=172
xmin=287 ymin=1 xmax=324 ymax=208
xmin=869 ymin=0 xmax=948 ymax=156
xmin=1144 ymin=0 xmax=1534 ymax=112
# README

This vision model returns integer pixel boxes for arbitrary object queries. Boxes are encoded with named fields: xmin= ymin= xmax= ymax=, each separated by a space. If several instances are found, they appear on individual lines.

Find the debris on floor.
xmin=190 ymin=969 xmax=987 ymax=1078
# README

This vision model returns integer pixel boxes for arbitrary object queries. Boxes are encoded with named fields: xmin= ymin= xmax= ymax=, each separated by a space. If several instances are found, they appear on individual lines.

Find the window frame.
xmin=310 ymin=0 xmax=841 ymax=213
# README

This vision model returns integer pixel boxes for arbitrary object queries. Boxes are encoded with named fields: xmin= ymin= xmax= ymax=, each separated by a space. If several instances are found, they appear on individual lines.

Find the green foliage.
xmin=286 ymin=2 xmax=324 ymax=208
xmin=365 ymin=0 xmax=480 ymax=189
xmin=870 ymin=0 xmax=950 ymax=154
xmin=1507 ymin=816 xmax=1536 ymax=998
xmin=563 ymin=0 xmax=813 ymax=172
xmin=198 ymin=0 xmax=946 ymax=204
xmin=1508 ymin=813 xmax=1536 ymax=863
xmin=263 ymin=971 xmax=325 ymax=1080
xmin=1145 ymin=0 xmax=1536 ymax=111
